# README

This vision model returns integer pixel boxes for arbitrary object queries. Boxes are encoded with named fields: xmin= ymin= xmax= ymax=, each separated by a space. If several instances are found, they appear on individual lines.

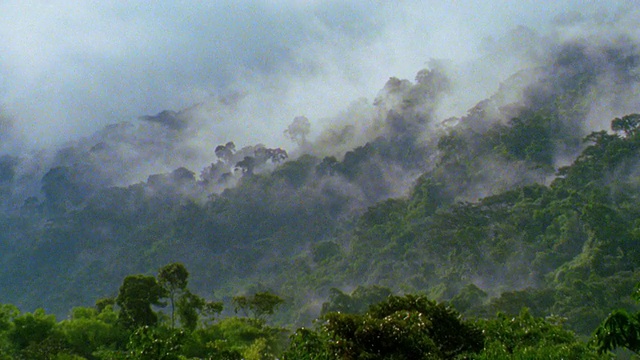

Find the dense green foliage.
xmin=593 ymin=282 xmax=640 ymax=355
xmin=285 ymin=294 xmax=484 ymax=360
xmin=4 ymin=107 xmax=640 ymax=336
xmin=0 ymin=264 xmax=289 ymax=359
xmin=0 ymin=37 xmax=639 ymax=357
xmin=0 ymin=265 xmax=617 ymax=359
xmin=475 ymin=309 xmax=605 ymax=359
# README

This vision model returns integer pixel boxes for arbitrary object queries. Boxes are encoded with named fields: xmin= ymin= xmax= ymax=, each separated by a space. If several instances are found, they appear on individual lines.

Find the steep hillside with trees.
xmin=0 ymin=29 xmax=639 ymax=351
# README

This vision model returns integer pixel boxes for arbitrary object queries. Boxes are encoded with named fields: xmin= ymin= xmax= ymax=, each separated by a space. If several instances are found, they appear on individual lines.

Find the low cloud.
xmin=1 ymin=1 xmax=634 ymax=149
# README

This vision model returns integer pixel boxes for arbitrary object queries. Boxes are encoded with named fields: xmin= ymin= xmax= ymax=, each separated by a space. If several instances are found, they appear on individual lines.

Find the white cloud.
xmin=0 ymin=0 xmax=637 ymax=148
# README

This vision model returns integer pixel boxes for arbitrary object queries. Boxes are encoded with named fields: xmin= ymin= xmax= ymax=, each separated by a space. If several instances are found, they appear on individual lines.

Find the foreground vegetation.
xmin=1 ymin=262 xmax=638 ymax=359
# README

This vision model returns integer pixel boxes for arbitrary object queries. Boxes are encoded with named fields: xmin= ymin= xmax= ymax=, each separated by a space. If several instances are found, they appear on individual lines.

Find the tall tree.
xmin=116 ymin=275 xmax=167 ymax=330
xmin=176 ymin=291 xmax=223 ymax=332
xmin=157 ymin=263 xmax=189 ymax=328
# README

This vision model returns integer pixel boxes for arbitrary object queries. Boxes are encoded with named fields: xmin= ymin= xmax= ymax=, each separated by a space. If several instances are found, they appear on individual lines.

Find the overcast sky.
xmin=0 ymin=1 xmax=636 ymax=149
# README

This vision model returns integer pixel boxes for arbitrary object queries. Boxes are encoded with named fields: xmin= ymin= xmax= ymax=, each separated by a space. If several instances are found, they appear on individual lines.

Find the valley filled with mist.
xmin=1 ymin=2 xmax=640 ymax=358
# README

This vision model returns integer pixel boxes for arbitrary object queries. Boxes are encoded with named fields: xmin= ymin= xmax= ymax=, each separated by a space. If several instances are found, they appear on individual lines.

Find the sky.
xmin=0 ymin=0 xmax=636 ymax=150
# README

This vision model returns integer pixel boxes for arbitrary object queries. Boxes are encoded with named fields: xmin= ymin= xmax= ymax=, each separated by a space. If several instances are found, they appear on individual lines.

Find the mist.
xmin=0 ymin=1 xmax=632 ymax=150
xmin=0 ymin=1 xmax=637 ymax=213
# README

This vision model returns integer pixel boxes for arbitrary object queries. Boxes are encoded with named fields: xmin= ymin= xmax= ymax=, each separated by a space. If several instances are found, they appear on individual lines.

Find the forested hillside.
xmin=1 ymin=16 xmax=640 ymax=358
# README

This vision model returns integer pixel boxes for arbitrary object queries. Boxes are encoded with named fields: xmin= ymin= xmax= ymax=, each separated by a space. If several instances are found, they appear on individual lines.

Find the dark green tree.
xmin=126 ymin=325 xmax=185 ymax=360
xmin=282 ymin=328 xmax=333 ymax=360
xmin=592 ymin=282 xmax=640 ymax=355
xmin=158 ymin=263 xmax=189 ymax=328
xmin=477 ymin=308 xmax=604 ymax=359
xmin=176 ymin=291 xmax=202 ymax=332
xmin=450 ymin=283 xmax=488 ymax=313
xmin=233 ymin=292 xmax=285 ymax=321
xmin=291 ymin=295 xmax=483 ymax=359
xmin=199 ymin=298 xmax=224 ymax=328
xmin=116 ymin=274 xmax=167 ymax=329
xmin=611 ymin=113 xmax=640 ymax=138
xmin=175 ymin=291 xmax=223 ymax=332
xmin=320 ymin=285 xmax=392 ymax=316
xmin=593 ymin=310 xmax=640 ymax=355
xmin=0 ymin=304 xmax=18 ymax=357
xmin=8 ymin=309 xmax=56 ymax=351
xmin=58 ymin=305 xmax=126 ymax=358
xmin=95 ymin=297 xmax=116 ymax=313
